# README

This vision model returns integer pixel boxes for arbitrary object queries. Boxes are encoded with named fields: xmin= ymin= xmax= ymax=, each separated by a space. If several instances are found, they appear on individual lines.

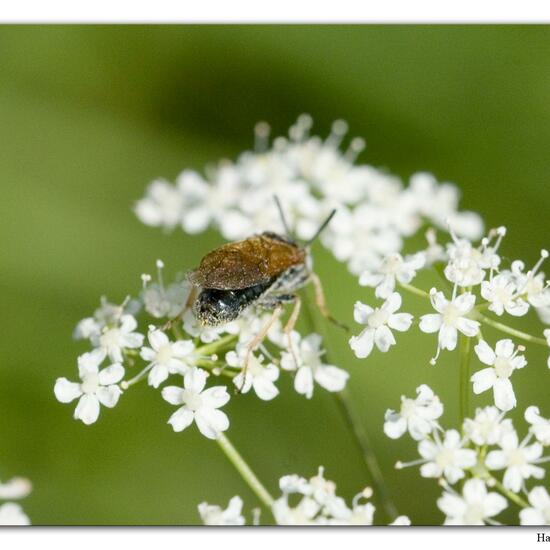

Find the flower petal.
xmin=148 ymin=329 xmax=169 ymax=350
xmin=201 ymin=386 xmax=230 ymax=408
xmin=161 ymin=385 xmax=185 ymax=405
xmin=195 ymin=408 xmax=230 ymax=439
xmin=474 ymin=340 xmax=496 ymax=366
xmin=384 ymin=292 xmax=402 ymax=314
xmin=252 ymin=376 xmax=279 ymax=401
xmin=454 ymin=292 xmax=476 ymax=314
xmin=471 ymin=368 xmax=497 ymax=394
xmin=419 ymin=314 xmax=442 ymax=334
xmin=439 ymin=324 xmax=458 ymax=351
xmin=383 ymin=415 xmax=407 ymax=439
xmin=54 ymin=378 xmax=82 ymax=403
xmin=95 ymin=385 xmax=122 ymax=408
xmin=167 ymin=407 xmax=194 ymax=432
xmin=388 ymin=313 xmax=413 ymax=332
xmin=349 ymin=329 xmax=374 ymax=359
xmin=74 ymin=394 xmax=100 ymax=425
xmin=148 ymin=364 xmax=169 ymax=388
xmin=184 ymin=367 xmax=208 ymax=393
xmin=493 ymin=378 xmax=516 ymax=411
xmin=353 ymin=302 xmax=373 ymax=324
xmin=455 ymin=318 xmax=480 ymax=338
xmin=294 ymin=366 xmax=314 ymax=399
xmin=98 ymin=363 xmax=125 ymax=385
xmin=374 ymin=325 xmax=396 ymax=352
xmin=495 ymin=339 xmax=514 ymax=359
xmin=313 ymin=365 xmax=349 ymax=393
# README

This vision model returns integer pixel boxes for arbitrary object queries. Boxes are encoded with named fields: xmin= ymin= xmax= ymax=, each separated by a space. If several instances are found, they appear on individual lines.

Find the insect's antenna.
xmin=305 ymin=209 xmax=337 ymax=246
xmin=273 ymin=195 xmax=292 ymax=237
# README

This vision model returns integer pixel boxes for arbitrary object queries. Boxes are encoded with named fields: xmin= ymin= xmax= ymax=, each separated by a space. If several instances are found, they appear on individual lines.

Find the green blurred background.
xmin=1 ymin=25 xmax=549 ymax=525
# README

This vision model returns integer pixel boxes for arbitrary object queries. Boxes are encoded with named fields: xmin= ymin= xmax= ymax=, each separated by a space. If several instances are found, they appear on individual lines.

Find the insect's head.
xmin=273 ymin=195 xmax=336 ymax=250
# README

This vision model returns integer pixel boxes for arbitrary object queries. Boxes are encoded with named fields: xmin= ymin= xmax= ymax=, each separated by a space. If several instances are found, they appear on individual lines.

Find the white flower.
xmin=437 ymin=479 xmax=506 ymax=525
xmin=415 ymin=429 xmax=476 ymax=484
xmin=444 ymin=238 xmax=487 ymax=288
xmin=142 ymin=280 xmax=192 ymax=319
xmin=73 ymin=317 xmax=102 ymax=341
xmin=178 ymin=169 xmax=241 ymax=234
xmin=0 ymin=477 xmax=32 ymax=500
xmin=281 ymin=333 xmax=349 ymax=399
xmin=444 ymin=227 xmax=506 ymax=280
xmin=272 ymin=495 xmax=321 ymax=525
xmin=384 ymin=384 xmax=443 ymax=441
xmin=198 ymin=496 xmax=245 ymax=525
xmin=98 ymin=314 xmax=144 ymax=363
xmin=525 ymin=406 xmax=550 ymax=446
xmin=390 ymin=515 xmax=411 ymax=525
xmin=471 ymin=339 xmax=526 ymax=412
xmin=511 ymin=251 xmax=550 ymax=307
xmin=326 ymin=499 xmax=375 ymax=526
xmin=485 ymin=431 xmax=545 ymax=492
xmin=481 ymin=273 xmax=529 ymax=317
xmin=134 ymin=178 xmax=185 ymax=230
xmin=422 ymin=228 xmax=446 ymax=266
xmin=520 ymin=486 xmax=550 ymax=525
xmin=234 ymin=311 xmax=285 ymax=348
xmin=0 ymin=503 xmax=30 ymax=526
xmin=349 ymin=293 xmax=413 ymax=359
xmin=140 ymin=327 xmax=196 ymax=388
xmin=73 ymin=296 xmax=140 ymax=341
xmin=407 ymin=172 xmax=484 ymax=240
xmin=359 ymin=252 xmax=425 ymax=299
xmin=54 ymin=349 xmax=124 ymax=425
xmin=227 ymin=345 xmax=280 ymax=401
xmin=463 ymin=406 xmax=514 ymax=446
xmin=419 ymin=289 xmax=479 ymax=364
xmin=161 ymin=367 xmax=230 ymax=439
xmin=322 ymin=205 xmax=402 ymax=276
xmin=272 ymin=467 xmax=347 ymax=525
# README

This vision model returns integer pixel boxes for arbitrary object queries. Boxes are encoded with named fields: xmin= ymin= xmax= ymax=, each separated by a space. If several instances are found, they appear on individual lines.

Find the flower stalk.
xmin=474 ymin=313 xmax=547 ymax=347
xmin=216 ymin=432 xmax=274 ymax=510
xmin=302 ymin=289 xmax=398 ymax=522
xmin=458 ymin=333 xmax=471 ymax=425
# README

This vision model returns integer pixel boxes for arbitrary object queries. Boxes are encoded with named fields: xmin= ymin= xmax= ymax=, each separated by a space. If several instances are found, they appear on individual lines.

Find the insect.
xmin=170 ymin=199 xmax=344 ymax=388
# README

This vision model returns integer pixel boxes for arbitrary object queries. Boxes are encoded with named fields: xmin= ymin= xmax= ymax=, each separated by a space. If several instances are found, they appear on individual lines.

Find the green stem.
xmin=301 ymin=290 xmax=397 ymax=522
xmin=216 ymin=433 xmax=274 ymax=510
xmin=196 ymin=334 xmax=238 ymax=356
xmin=474 ymin=313 xmax=547 ymax=346
xmin=334 ymin=388 xmax=398 ymax=521
xmin=459 ymin=333 xmax=472 ymax=425
xmin=489 ymin=477 xmax=529 ymax=508
xmin=399 ymin=282 xmax=430 ymax=299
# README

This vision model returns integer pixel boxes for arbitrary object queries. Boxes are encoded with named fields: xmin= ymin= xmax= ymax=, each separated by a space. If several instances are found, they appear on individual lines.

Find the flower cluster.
xmin=350 ymin=222 xmax=550 ymax=412
xmin=135 ymin=116 xmax=482 ymax=277
xmin=198 ymin=468 xmax=410 ymax=526
xmin=54 ymin=259 xmax=349 ymax=436
xmin=0 ymin=475 xmax=32 ymax=525
xmin=387 ymin=384 xmax=550 ymax=524
xmin=53 ymin=117 xmax=550 ymax=525
xmin=350 ymin=217 xmax=550 ymax=524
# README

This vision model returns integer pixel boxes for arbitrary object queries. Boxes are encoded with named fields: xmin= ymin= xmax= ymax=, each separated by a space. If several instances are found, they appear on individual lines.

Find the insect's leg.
xmin=309 ymin=272 xmax=349 ymax=331
xmin=283 ymin=294 xmax=301 ymax=334
xmin=161 ymin=286 xmax=199 ymax=332
xmin=238 ymin=305 xmax=283 ymax=393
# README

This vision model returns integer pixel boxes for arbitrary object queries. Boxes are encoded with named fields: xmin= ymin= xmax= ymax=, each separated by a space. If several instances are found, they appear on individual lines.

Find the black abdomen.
xmin=194 ymin=278 xmax=276 ymax=326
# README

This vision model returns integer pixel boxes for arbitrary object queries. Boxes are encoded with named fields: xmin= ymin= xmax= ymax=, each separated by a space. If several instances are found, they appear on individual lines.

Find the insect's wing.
xmin=189 ymin=235 xmax=305 ymax=290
